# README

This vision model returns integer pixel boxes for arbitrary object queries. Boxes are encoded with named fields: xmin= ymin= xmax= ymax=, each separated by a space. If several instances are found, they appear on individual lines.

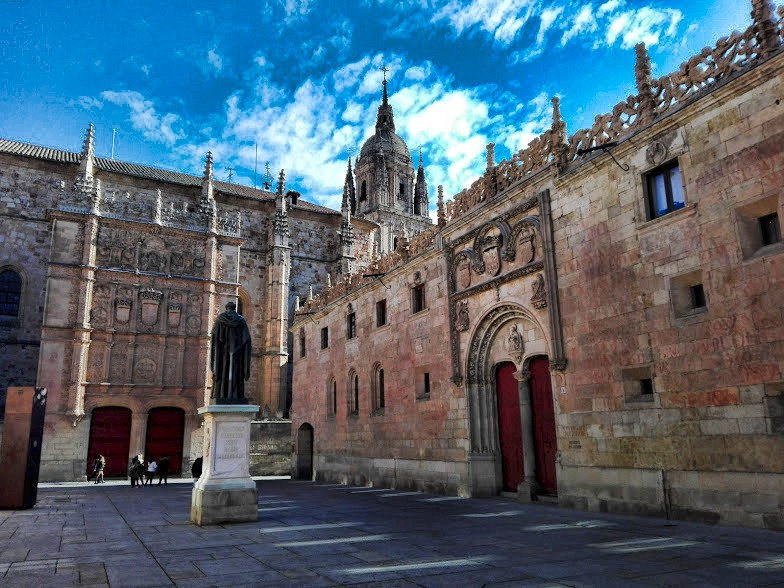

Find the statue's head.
xmin=225 ymin=301 xmax=237 ymax=312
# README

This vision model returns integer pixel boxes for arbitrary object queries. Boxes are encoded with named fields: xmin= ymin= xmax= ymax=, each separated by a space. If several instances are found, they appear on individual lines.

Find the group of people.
xmin=130 ymin=455 xmax=170 ymax=487
xmin=90 ymin=454 xmax=202 ymax=485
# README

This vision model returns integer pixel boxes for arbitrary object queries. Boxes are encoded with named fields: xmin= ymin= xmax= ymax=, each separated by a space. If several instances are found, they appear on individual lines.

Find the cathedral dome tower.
xmin=353 ymin=73 xmax=431 ymax=254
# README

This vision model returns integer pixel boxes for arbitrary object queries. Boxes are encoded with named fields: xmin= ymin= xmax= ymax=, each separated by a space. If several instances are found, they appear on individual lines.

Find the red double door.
xmin=496 ymin=357 xmax=557 ymax=494
xmin=86 ymin=407 xmax=184 ymax=477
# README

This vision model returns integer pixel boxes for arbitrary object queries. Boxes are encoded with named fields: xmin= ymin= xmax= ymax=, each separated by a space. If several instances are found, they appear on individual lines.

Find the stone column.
xmin=129 ymin=412 xmax=148 ymax=463
xmin=515 ymin=369 xmax=540 ymax=501
xmin=191 ymin=404 xmax=259 ymax=525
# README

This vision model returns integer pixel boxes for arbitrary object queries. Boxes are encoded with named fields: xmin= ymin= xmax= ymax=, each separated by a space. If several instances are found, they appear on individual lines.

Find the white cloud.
xmin=606 ymin=6 xmax=682 ymax=49
xmin=207 ymin=48 xmax=224 ymax=73
xmin=561 ymin=5 xmax=598 ymax=46
xmin=100 ymin=90 xmax=184 ymax=146
xmin=432 ymin=0 xmax=536 ymax=46
xmin=76 ymin=96 xmax=103 ymax=110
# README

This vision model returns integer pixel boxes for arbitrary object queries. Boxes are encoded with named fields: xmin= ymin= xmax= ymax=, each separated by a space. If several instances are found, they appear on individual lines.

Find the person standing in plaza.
xmin=145 ymin=457 xmax=157 ymax=486
xmin=157 ymin=456 xmax=170 ymax=485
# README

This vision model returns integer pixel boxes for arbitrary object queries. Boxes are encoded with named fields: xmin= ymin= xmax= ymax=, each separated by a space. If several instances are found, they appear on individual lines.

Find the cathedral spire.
xmin=375 ymin=68 xmax=396 ymax=134
xmin=414 ymin=149 xmax=428 ymax=217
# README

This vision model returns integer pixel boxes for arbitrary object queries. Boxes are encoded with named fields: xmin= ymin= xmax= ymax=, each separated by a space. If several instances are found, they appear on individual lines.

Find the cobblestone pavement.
xmin=1 ymin=478 xmax=783 ymax=587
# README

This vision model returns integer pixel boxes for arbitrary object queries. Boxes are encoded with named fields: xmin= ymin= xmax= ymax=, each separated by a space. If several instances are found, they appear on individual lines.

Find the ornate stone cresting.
xmin=442 ymin=1 xmax=784 ymax=222
xmin=57 ymin=133 xmax=238 ymax=237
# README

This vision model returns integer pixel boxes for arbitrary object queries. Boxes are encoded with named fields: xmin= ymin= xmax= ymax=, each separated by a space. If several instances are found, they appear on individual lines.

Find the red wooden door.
xmin=530 ymin=357 xmax=557 ymax=494
xmin=496 ymin=362 xmax=523 ymax=492
xmin=87 ymin=407 xmax=132 ymax=478
xmin=145 ymin=408 xmax=185 ymax=475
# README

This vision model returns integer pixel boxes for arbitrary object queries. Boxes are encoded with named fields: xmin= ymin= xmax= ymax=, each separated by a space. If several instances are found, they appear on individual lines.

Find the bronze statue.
xmin=210 ymin=301 xmax=251 ymax=404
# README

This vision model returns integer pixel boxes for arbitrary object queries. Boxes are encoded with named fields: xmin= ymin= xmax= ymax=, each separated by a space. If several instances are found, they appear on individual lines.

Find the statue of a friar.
xmin=210 ymin=301 xmax=252 ymax=404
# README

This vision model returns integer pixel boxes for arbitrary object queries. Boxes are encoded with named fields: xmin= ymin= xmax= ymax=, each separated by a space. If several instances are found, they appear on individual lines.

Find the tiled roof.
xmin=0 ymin=137 xmax=339 ymax=216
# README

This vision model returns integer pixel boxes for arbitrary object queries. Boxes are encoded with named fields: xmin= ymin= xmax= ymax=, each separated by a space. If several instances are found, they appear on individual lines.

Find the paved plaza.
xmin=0 ymin=478 xmax=783 ymax=587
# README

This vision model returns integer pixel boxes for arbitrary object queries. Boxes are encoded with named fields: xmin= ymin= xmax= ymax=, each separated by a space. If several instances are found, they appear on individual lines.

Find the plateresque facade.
xmin=0 ymin=83 xmax=430 ymax=481
xmin=291 ymin=1 xmax=784 ymax=529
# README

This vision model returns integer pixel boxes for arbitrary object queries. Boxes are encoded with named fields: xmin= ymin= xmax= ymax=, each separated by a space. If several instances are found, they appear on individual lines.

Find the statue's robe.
xmin=210 ymin=310 xmax=252 ymax=402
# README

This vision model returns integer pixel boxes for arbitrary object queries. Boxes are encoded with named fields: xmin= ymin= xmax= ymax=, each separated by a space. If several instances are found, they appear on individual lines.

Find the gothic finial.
xmin=634 ymin=43 xmax=656 ymax=125
xmin=437 ymin=185 xmax=446 ymax=227
xmin=418 ymin=148 xmax=423 ymax=168
xmin=203 ymin=152 xmax=214 ymax=181
xmin=82 ymin=123 xmax=95 ymax=159
xmin=344 ymin=157 xmax=357 ymax=215
xmin=551 ymin=96 xmax=567 ymax=144
xmin=751 ymin=0 xmax=778 ymax=57
xmin=276 ymin=169 xmax=286 ymax=195
xmin=486 ymin=143 xmax=495 ymax=171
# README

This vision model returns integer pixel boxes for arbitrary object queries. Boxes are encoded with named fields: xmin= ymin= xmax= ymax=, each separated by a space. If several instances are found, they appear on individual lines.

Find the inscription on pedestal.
xmin=217 ymin=426 xmax=246 ymax=459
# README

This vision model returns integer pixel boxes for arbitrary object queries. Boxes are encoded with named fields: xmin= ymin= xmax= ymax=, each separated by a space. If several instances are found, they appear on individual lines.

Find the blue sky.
xmin=0 ymin=0 xmax=755 ymax=213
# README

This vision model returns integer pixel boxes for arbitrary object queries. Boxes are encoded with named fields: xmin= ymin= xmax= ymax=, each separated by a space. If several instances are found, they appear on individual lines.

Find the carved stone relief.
xmin=456 ymin=300 xmax=470 ymax=332
xmin=139 ymin=289 xmax=163 ymax=329
xmin=133 ymin=358 xmax=157 ymax=384
xmin=531 ymin=274 xmax=547 ymax=309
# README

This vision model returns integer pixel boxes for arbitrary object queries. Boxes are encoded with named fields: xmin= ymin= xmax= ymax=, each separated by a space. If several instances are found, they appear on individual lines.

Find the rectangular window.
xmin=645 ymin=160 xmax=685 ymax=220
xmin=321 ymin=326 xmax=329 ymax=349
xmin=299 ymin=330 xmax=306 ymax=358
xmin=346 ymin=312 xmax=356 ymax=339
xmin=376 ymin=299 xmax=387 ymax=327
xmin=412 ymin=284 xmax=426 ymax=314
xmin=639 ymin=378 xmax=654 ymax=396
xmin=760 ymin=213 xmax=781 ymax=246
xmin=622 ymin=366 xmax=656 ymax=404
xmin=424 ymin=372 xmax=430 ymax=396
xmin=690 ymin=284 xmax=706 ymax=310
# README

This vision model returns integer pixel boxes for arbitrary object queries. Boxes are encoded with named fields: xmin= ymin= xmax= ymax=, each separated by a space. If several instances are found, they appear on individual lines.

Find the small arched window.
xmin=348 ymin=370 xmax=359 ymax=414
xmin=360 ymin=180 xmax=367 ymax=202
xmin=0 ymin=269 xmax=22 ymax=317
xmin=327 ymin=378 xmax=337 ymax=417
xmin=372 ymin=364 xmax=385 ymax=413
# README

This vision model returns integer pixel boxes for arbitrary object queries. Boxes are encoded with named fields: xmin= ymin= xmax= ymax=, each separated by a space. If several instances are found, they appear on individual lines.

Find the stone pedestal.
xmin=191 ymin=405 xmax=259 ymax=526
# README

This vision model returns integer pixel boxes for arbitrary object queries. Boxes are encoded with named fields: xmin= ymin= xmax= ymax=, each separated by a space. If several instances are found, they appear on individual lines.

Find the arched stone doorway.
xmin=466 ymin=304 xmax=557 ymax=499
xmin=145 ymin=407 xmax=185 ymax=475
xmin=87 ymin=406 xmax=132 ymax=478
xmin=296 ymin=423 xmax=314 ymax=480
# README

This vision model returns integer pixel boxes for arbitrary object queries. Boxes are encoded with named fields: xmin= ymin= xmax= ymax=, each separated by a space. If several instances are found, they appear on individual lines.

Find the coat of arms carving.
xmin=115 ymin=298 xmax=132 ymax=324
xmin=482 ymin=235 xmax=502 ymax=276
xmin=457 ymin=258 xmax=472 ymax=290
xmin=139 ymin=289 xmax=163 ymax=326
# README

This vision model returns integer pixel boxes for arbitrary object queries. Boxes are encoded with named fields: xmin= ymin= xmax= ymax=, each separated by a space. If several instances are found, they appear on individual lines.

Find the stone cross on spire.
xmin=375 ymin=66 xmax=395 ymax=134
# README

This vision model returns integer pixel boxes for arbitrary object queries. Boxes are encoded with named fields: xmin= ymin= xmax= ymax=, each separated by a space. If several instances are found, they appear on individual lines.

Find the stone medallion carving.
xmin=134 ymin=358 xmax=157 ymax=383
xmin=185 ymin=315 xmax=201 ymax=335
xmin=646 ymin=141 xmax=668 ymax=166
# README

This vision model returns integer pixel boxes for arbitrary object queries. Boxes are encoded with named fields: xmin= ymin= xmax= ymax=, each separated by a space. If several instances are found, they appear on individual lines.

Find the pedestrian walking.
xmin=92 ymin=454 xmax=106 ymax=484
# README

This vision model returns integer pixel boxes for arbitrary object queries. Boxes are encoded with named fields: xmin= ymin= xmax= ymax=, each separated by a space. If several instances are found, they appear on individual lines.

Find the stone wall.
xmin=291 ymin=249 xmax=471 ymax=494
xmin=551 ymin=54 xmax=784 ymax=528
xmin=0 ymin=155 xmax=65 ymax=417
xmin=249 ymin=420 xmax=292 ymax=476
